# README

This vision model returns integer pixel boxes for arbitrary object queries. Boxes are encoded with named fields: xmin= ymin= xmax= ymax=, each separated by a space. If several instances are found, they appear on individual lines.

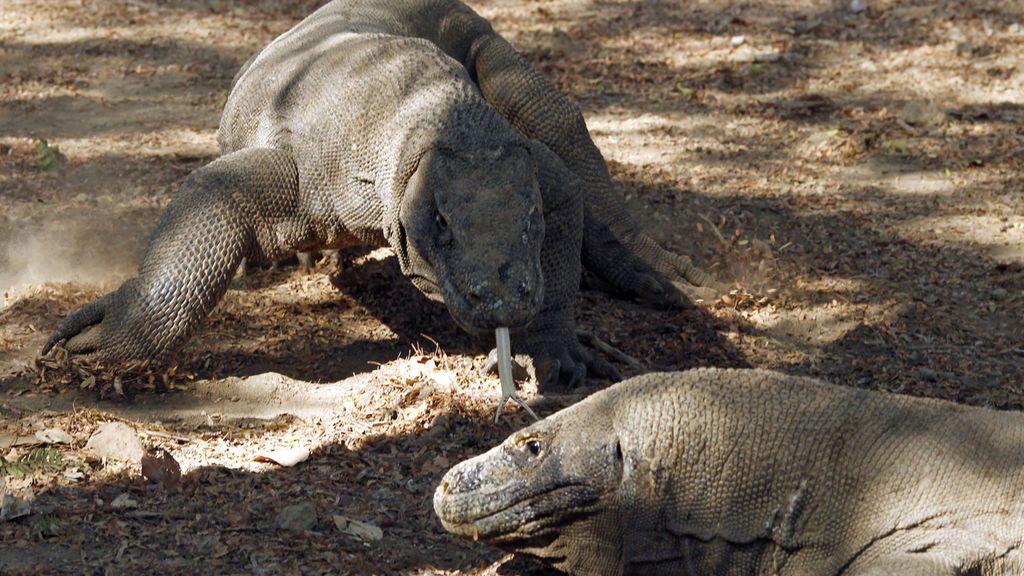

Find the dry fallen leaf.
xmin=0 ymin=433 xmax=41 ymax=450
xmin=254 ymin=446 xmax=311 ymax=467
xmin=141 ymin=447 xmax=182 ymax=490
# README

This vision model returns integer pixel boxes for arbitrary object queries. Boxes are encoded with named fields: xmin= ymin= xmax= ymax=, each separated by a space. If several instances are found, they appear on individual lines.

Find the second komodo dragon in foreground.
xmin=42 ymin=0 xmax=715 ymax=386
xmin=435 ymin=368 xmax=1024 ymax=575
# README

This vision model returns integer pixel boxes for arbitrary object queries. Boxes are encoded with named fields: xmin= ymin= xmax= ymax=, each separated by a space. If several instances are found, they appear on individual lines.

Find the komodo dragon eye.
xmin=434 ymin=211 xmax=448 ymax=231
xmin=525 ymin=439 xmax=542 ymax=457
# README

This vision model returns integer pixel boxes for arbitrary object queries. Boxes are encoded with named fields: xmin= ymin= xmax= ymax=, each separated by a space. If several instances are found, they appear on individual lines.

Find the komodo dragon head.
xmin=434 ymin=391 xmax=625 ymax=575
xmin=393 ymin=141 xmax=546 ymax=333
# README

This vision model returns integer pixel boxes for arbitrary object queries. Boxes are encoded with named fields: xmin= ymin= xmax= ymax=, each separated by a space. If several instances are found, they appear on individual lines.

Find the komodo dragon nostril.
xmin=467 ymin=290 xmax=484 ymax=305
xmin=498 ymin=262 xmax=513 ymax=281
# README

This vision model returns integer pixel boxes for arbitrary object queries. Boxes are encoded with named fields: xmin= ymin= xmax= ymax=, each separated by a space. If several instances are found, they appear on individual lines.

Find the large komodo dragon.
xmin=41 ymin=0 xmax=715 ymax=388
xmin=435 ymin=368 xmax=1024 ymax=575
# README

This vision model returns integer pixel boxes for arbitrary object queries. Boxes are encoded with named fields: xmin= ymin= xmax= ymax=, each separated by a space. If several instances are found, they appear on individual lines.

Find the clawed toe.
xmin=672 ymin=281 xmax=720 ymax=303
xmin=64 ymin=325 xmax=103 ymax=355
xmin=482 ymin=350 xmax=529 ymax=381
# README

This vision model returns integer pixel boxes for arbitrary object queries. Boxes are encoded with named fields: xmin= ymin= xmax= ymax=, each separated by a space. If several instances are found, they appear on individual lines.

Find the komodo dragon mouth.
xmin=434 ymin=478 xmax=599 ymax=544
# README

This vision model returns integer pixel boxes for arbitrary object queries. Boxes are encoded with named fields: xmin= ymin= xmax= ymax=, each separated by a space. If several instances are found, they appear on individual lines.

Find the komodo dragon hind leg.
xmin=42 ymin=148 xmax=305 ymax=360
xmin=467 ymin=33 xmax=721 ymax=307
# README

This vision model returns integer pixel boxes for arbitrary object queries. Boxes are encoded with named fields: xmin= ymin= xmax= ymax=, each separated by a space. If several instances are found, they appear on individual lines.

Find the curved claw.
xmin=482 ymin=351 xmax=529 ymax=381
xmin=633 ymin=273 xmax=684 ymax=310
xmin=673 ymin=281 xmax=720 ymax=303
xmin=535 ymin=357 xmax=563 ymax=391
xmin=628 ymin=237 xmax=725 ymax=307
xmin=40 ymin=294 xmax=112 ymax=357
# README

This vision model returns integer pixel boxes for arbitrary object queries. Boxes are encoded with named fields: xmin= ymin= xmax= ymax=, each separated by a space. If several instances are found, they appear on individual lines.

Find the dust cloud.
xmin=0 ymin=210 xmax=157 ymax=290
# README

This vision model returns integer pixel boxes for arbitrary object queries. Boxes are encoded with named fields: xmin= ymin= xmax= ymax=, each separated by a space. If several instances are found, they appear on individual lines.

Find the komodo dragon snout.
xmin=399 ymin=143 xmax=545 ymax=332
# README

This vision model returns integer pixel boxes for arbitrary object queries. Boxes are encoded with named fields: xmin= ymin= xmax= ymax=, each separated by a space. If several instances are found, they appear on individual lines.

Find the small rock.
xmin=992 ymin=287 xmax=1008 ymax=300
xmin=35 ymin=428 xmax=73 ymax=445
xmin=730 ymin=35 xmax=745 ymax=46
xmin=956 ymin=42 xmax=993 ymax=59
xmin=753 ymin=52 xmax=781 ymax=63
xmin=423 ymin=414 xmax=448 ymax=440
xmin=0 ymin=481 xmax=31 ymax=522
xmin=276 ymin=501 xmax=318 ymax=532
xmin=333 ymin=514 xmax=383 ymax=542
xmin=545 ymin=28 xmax=575 ymax=55
xmin=899 ymin=100 xmax=946 ymax=128
xmin=85 ymin=422 xmax=144 ymax=464
xmin=751 ymin=238 xmax=774 ymax=259
xmin=110 ymin=493 xmax=138 ymax=510
xmin=849 ymin=0 xmax=868 ymax=13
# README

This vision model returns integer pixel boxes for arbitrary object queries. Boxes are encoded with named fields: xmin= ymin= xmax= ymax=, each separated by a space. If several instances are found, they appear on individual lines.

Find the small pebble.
xmin=276 ymin=501 xmax=318 ymax=532
xmin=900 ymin=100 xmax=946 ymax=128
xmin=85 ymin=422 xmax=144 ymax=464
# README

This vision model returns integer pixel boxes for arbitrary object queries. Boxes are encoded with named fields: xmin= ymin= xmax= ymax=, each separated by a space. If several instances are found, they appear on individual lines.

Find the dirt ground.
xmin=0 ymin=0 xmax=1021 ymax=574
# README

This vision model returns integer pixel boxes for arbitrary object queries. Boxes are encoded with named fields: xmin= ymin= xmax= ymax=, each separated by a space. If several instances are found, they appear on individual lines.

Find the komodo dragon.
xmin=42 ymin=0 xmax=715 ymax=388
xmin=435 ymin=368 xmax=1024 ymax=575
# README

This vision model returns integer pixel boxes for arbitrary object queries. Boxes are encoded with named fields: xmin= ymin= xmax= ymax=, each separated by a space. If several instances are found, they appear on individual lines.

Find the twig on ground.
xmin=577 ymin=331 xmax=645 ymax=371
xmin=698 ymin=213 xmax=730 ymax=249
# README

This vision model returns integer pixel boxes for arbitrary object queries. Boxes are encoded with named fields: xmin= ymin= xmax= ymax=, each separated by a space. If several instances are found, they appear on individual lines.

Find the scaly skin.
xmin=43 ymin=0 xmax=711 ymax=385
xmin=435 ymin=368 xmax=1024 ymax=575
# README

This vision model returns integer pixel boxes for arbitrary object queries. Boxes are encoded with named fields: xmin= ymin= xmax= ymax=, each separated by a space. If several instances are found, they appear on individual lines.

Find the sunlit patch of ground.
xmin=1 ymin=0 xmax=1022 ymax=573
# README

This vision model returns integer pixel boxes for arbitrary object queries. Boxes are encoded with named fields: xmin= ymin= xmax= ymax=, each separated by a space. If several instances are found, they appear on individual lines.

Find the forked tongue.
xmin=493 ymin=327 xmax=539 ymax=423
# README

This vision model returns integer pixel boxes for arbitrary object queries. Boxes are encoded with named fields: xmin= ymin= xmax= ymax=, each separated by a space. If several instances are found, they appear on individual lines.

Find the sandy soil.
xmin=1 ymin=0 xmax=1021 ymax=574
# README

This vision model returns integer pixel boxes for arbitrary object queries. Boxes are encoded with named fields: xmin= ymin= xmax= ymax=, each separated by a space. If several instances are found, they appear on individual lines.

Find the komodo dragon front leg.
xmin=42 ymin=148 xmax=310 ymax=358
xmin=511 ymin=141 xmax=620 ymax=388
xmin=465 ymin=33 xmax=719 ymax=307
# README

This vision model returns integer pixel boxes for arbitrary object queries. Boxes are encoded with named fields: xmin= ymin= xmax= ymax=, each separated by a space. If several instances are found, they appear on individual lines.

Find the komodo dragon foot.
xmin=41 ymin=278 xmax=168 ymax=359
xmin=483 ymin=330 xmax=621 ymax=393
xmin=635 ymin=235 xmax=723 ymax=303
xmin=583 ymin=226 xmax=722 ymax=309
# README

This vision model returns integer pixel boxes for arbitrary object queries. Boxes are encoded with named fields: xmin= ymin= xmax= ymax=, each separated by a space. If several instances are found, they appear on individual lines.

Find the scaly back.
xmin=608 ymin=369 xmax=1024 ymax=574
